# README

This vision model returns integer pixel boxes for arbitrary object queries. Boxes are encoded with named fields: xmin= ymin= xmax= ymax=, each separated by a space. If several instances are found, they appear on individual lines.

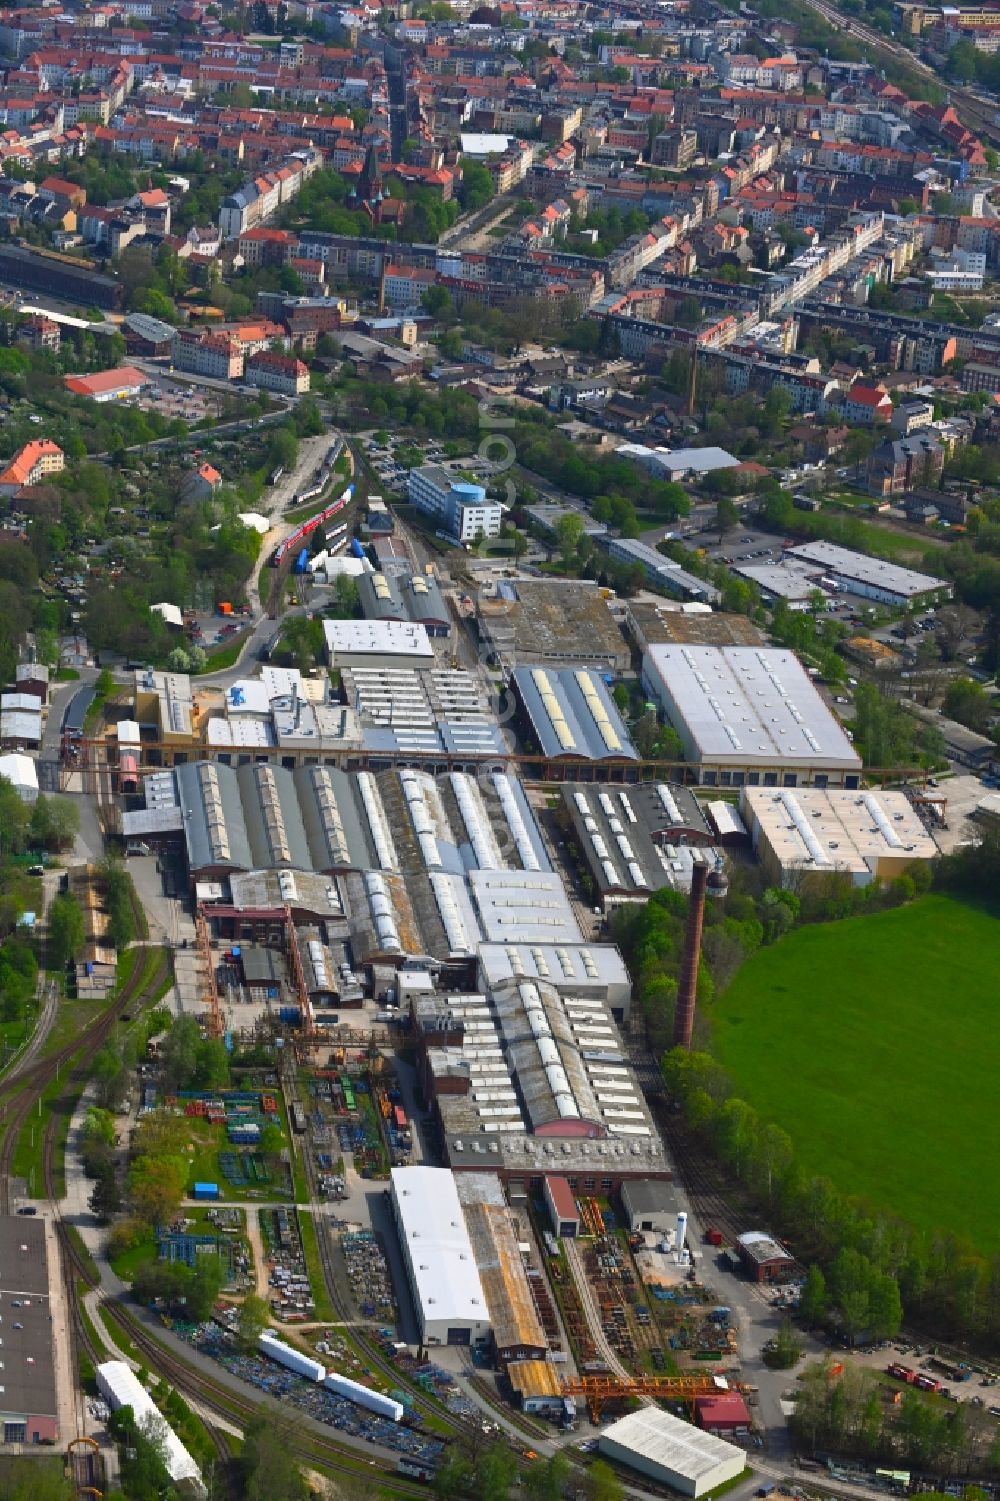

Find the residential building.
xmin=172 ymin=329 xmax=244 ymax=381
xmin=841 ymin=382 xmax=894 ymax=424
xmin=244 ymin=350 xmax=310 ymax=395
xmin=866 ymin=434 xmax=945 ymax=497
xmin=0 ymin=438 xmax=63 ymax=493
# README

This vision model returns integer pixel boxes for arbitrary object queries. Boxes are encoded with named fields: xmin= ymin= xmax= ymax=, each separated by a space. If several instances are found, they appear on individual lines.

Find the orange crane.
xmin=562 ymin=1374 xmax=734 ymax=1423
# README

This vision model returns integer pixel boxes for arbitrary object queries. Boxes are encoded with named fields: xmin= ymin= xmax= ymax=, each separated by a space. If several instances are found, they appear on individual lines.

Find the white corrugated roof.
xmin=391 ymin=1167 xmax=490 ymax=1329
xmin=96 ymin=1362 xmax=205 ymax=1493
xmin=600 ymin=1406 xmax=743 ymax=1483
xmin=0 ymin=752 xmax=38 ymax=791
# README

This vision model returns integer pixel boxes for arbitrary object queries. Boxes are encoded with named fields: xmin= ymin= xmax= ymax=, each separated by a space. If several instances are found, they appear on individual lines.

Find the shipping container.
xmin=323 ymin=1371 xmax=403 ymax=1421
xmin=259 ymin=1330 xmax=326 ymax=1384
xmin=393 ymin=1105 xmax=407 ymax=1132
xmin=193 ymin=1182 xmax=220 ymax=1200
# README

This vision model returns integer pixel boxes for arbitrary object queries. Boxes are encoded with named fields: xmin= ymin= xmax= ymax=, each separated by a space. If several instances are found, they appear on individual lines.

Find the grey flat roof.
xmin=0 ymin=1216 xmax=57 ymax=1418
xmin=732 ymin=562 xmax=817 ymax=602
xmin=601 ymin=537 xmax=721 ymax=604
xmin=786 ymin=540 xmax=949 ymax=598
xmin=644 ymin=645 xmax=861 ymax=769
xmin=514 ymin=666 xmax=638 ymax=761
xmin=622 ymin=1178 xmax=681 ymax=1214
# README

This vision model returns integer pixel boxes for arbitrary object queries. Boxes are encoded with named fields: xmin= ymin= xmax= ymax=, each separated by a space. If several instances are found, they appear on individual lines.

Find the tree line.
xmin=637 ymin=842 xmax=1000 ymax=1349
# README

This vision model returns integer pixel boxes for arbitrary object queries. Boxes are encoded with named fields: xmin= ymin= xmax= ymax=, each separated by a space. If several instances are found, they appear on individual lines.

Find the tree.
xmin=47 ymin=891 xmax=85 ymax=969
xmin=128 ymin=1153 xmax=187 ymax=1227
xmin=799 ymin=1264 xmax=828 ymax=1326
xmin=583 ymin=1459 xmax=624 ymax=1501
xmin=159 ymin=1014 xmax=201 ymax=1092
xmin=525 ymin=1452 xmax=569 ymax=1501
xmin=477 ymin=1445 xmax=518 ymax=1501
xmin=868 ymin=1272 xmax=903 ymax=1340
xmin=30 ymin=795 xmax=80 ymax=851
xmin=943 ymin=676 xmax=992 ymax=733
xmin=764 ymin=1318 xmax=803 ymax=1369
xmin=433 ymin=1447 xmax=473 ymax=1501
xmin=716 ymin=497 xmax=739 ymax=539
xmin=89 ymin=1165 xmax=122 ymax=1221
xmin=237 ymin=1294 xmax=271 ymax=1354
xmin=633 ymin=710 xmax=660 ymax=759
xmin=553 ymin=511 xmax=585 ymax=563
xmin=241 ymin=1410 xmax=311 ymax=1501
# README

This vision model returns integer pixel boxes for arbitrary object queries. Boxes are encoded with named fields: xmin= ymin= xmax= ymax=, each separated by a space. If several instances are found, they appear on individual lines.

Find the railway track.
xmin=101 ymin=1300 xmax=443 ymax=1497
xmin=0 ymin=947 xmax=171 ymax=1215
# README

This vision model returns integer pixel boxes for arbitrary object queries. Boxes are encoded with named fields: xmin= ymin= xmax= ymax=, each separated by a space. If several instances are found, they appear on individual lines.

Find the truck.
xmin=217 ymin=601 xmax=233 ymax=616
xmin=704 ymin=1227 xmax=724 ymax=1246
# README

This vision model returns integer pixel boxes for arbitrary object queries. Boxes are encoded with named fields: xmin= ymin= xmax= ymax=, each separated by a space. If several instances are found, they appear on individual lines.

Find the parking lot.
xmin=132 ymin=371 xmax=226 ymax=424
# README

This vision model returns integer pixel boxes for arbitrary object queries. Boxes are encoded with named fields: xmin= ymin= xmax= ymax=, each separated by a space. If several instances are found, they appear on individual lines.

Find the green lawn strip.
xmin=197 ymin=633 xmax=253 ymax=673
xmin=713 ymin=895 xmax=1000 ymax=1249
xmin=296 ymin=1208 xmax=336 ymax=1323
xmin=109 ymin=1229 xmax=158 ymax=1283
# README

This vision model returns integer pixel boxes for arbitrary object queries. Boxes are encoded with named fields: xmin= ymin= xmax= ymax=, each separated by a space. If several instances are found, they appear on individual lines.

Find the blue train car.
xmin=294 ymin=548 xmax=310 ymax=574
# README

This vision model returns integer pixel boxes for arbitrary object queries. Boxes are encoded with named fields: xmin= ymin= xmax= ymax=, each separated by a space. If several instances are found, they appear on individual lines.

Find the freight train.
xmin=271 ymin=485 xmax=354 ymax=566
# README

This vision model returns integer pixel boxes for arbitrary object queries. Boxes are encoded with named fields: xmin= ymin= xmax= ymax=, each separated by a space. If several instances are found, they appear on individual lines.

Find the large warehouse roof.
xmin=414 ymin=979 xmax=656 ymax=1142
xmin=477 ymin=578 xmax=630 ymax=672
xmin=0 ymin=1216 xmax=57 ymax=1422
xmin=786 ymin=541 xmax=950 ymax=600
xmin=741 ymin=786 xmax=936 ymax=879
xmin=391 ymin=1167 xmax=490 ymax=1330
xmin=323 ymin=618 xmax=433 ymax=665
xmin=563 ymin=784 xmax=714 ymax=898
xmin=455 ymin=1173 xmax=547 ymax=1355
xmin=599 ymin=1406 xmax=745 ymax=1493
xmin=514 ymin=666 xmax=637 ymax=761
xmin=644 ymin=645 xmax=861 ymax=770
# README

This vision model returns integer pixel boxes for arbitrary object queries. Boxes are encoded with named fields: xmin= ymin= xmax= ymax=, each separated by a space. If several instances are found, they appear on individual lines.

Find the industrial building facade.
xmin=390 ymin=1166 xmax=492 ymax=1346
xmin=642 ymin=644 xmax=862 ymax=788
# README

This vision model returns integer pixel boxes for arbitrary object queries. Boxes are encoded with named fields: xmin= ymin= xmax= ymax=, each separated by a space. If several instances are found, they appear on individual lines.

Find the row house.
xmin=244 ymin=350 xmax=310 ymax=396
xmin=218 ymin=147 xmax=321 ymax=239
xmin=172 ymin=328 xmax=244 ymax=380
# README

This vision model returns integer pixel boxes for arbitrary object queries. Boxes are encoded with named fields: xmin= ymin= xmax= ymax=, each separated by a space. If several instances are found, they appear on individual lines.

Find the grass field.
xmin=713 ymin=895 xmax=1000 ymax=1250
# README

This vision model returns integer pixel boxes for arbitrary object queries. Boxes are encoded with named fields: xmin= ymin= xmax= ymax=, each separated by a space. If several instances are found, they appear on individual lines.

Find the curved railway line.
xmin=100 ymin=1300 xmax=449 ymax=1497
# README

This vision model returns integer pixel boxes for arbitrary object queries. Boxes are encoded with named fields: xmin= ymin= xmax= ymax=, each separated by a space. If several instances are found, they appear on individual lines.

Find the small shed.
xmin=193 ymin=1182 xmax=220 ymax=1201
xmin=695 ymin=1392 xmax=751 ymax=1434
xmin=620 ymin=1178 xmax=680 ymax=1236
xmin=704 ymin=800 xmax=749 ymax=847
xmin=735 ymin=1230 xmax=794 ymax=1283
xmin=543 ymin=1176 xmax=580 ymax=1239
